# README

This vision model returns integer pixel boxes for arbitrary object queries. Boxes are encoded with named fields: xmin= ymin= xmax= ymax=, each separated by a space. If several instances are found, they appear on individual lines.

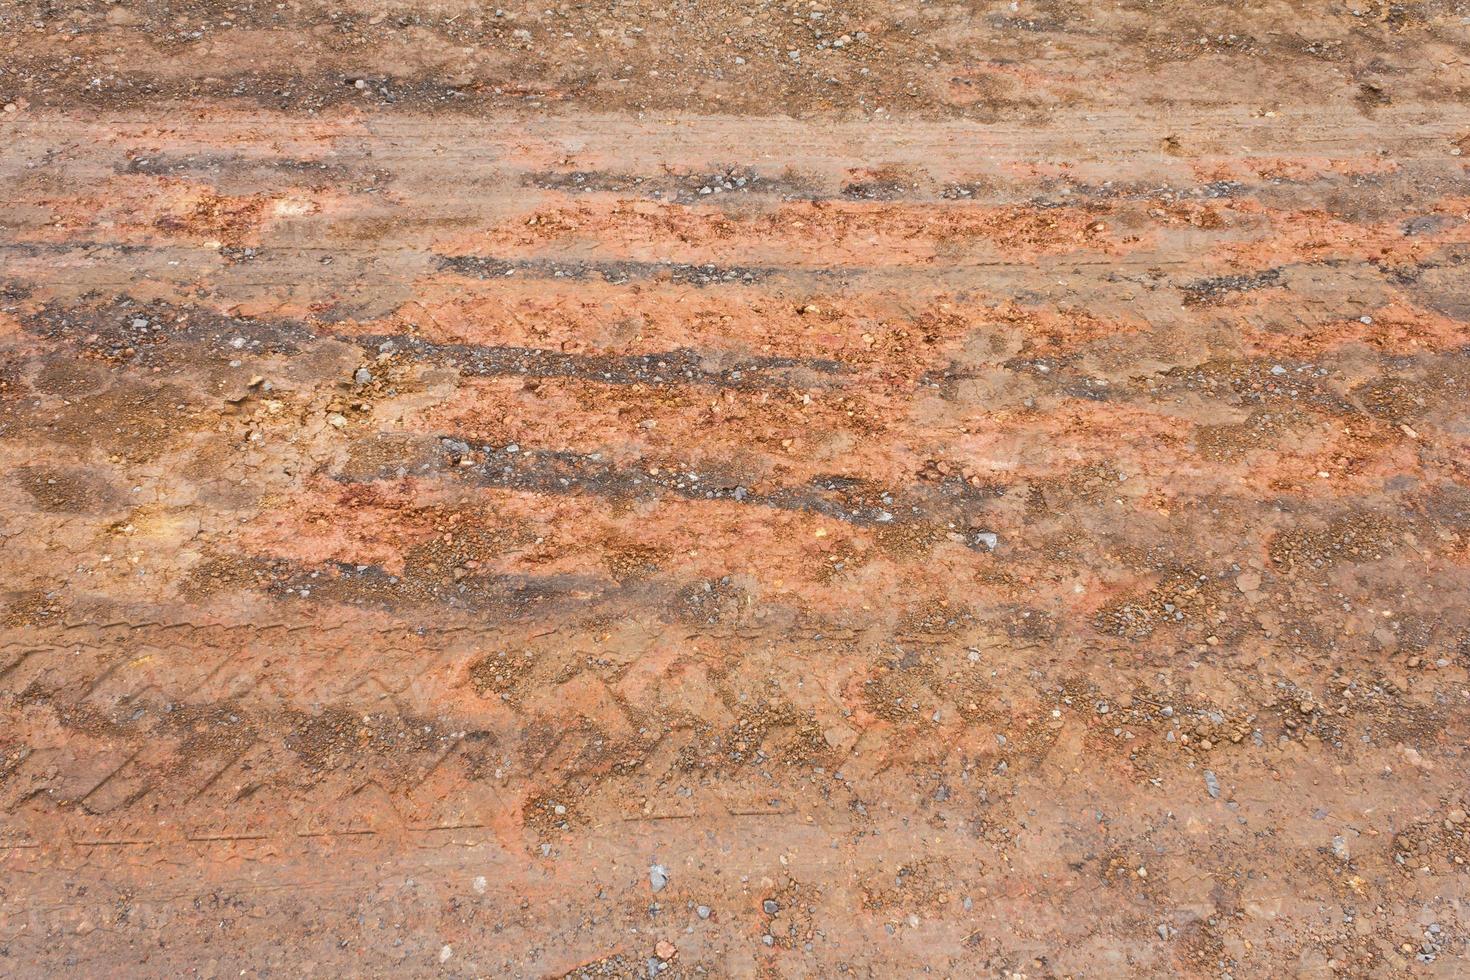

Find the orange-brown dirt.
xmin=2 ymin=1 xmax=1470 ymax=977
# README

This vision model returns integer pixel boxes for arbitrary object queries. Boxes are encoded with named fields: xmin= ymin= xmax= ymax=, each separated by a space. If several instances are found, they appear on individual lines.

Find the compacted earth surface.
xmin=2 ymin=1 xmax=1470 ymax=976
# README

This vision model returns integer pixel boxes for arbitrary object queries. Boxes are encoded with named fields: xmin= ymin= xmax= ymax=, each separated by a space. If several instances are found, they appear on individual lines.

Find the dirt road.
xmin=2 ymin=1 xmax=1469 ymax=976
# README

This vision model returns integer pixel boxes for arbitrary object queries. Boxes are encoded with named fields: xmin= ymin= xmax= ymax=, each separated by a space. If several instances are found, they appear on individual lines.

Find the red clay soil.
xmin=2 ymin=1 xmax=1470 ymax=977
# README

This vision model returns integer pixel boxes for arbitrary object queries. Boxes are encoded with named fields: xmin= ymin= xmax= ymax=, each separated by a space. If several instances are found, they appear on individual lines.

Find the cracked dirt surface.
xmin=2 ymin=1 xmax=1470 ymax=977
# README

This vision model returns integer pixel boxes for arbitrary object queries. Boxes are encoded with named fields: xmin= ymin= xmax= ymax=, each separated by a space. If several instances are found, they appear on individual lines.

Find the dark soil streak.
xmin=343 ymin=435 xmax=1003 ymax=548
xmin=359 ymin=334 xmax=850 ymax=390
